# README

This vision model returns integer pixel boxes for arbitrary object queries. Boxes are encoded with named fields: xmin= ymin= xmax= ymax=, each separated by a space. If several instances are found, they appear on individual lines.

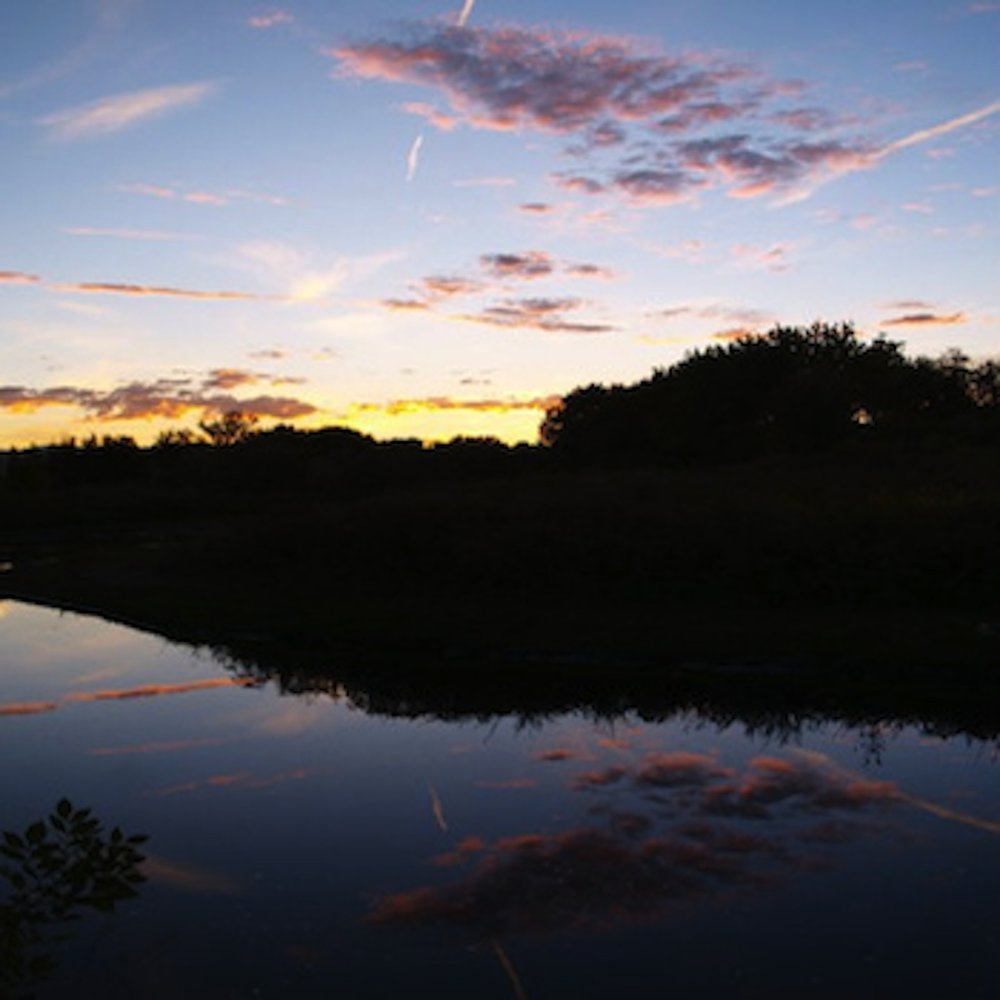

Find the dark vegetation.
xmin=2 ymin=323 xmax=998 ymax=683
xmin=0 ymin=801 xmax=147 ymax=995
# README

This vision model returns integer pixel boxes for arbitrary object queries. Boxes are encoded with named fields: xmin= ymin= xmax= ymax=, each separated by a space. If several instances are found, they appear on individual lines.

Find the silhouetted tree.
xmin=542 ymin=322 xmax=978 ymax=462
xmin=198 ymin=410 xmax=259 ymax=446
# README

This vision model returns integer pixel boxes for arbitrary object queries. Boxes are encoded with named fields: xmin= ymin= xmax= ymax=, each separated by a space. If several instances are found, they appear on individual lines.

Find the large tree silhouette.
xmin=541 ymin=322 xmax=975 ymax=462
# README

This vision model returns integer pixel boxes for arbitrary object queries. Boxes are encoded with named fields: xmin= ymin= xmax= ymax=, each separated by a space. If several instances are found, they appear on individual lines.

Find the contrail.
xmin=875 ymin=98 xmax=1000 ymax=159
xmin=778 ymin=98 xmax=1000 ymax=205
xmin=458 ymin=0 xmax=476 ymax=27
xmin=406 ymin=133 xmax=424 ymax=182
xmin=428 ymin=783 xmax=448 ymax=832
xmin=492 ymin=940 xmax=528 ymax=1000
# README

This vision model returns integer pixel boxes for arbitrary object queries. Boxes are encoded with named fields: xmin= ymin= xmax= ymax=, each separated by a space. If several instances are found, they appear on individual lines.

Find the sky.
xmin=1 ymin=0 xmax=997 ymax=447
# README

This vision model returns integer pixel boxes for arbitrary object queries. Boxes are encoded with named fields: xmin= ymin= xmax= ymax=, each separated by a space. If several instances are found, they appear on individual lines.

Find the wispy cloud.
xmin=0 ymin=270 xmax=42 ymax=285
xmin=65 ymin=227 xmax=202 ymax=242
xmin=39 ymin=81 xmax=215 ymax=140
xmin=120 ymin=182 xmax=288 ymax=207
xmin=730 ymin=242 xmax=794 ymax=272
xmin=248 ymin=10 xmax=294 ymax=29
xmin=461 ymin=297 xmax=614 ymax=334
xmin=234 ymin=242 xmax=402 ymax=304
xmin=348 ymin=395 xmax=561 ymax=417
xmin=53 ymin=281 xmax=275 ymax=301
xmin=452 ymin=176 xmax=516 ymax=188
xmin=882 ymin=311 xmax=967 ymax=326
xmin=401 ymin=101 xmax=460 ymax=130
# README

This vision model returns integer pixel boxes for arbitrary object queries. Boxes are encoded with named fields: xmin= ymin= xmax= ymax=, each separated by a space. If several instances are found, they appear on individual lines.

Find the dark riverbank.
xmin=3 ymin=433 xmax=999 ymax=744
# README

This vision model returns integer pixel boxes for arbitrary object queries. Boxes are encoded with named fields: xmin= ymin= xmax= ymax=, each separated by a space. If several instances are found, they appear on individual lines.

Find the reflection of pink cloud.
xmin=595 ymin=737 xmax=632 ymax=751
xmin=573 ymin=765 xmax=627 ymax=788
xmin=153 ymin=768 xmax=308 ymax=797
xmin=432 ymin=836 xmax=488 ymax=868
xmin=368 ymin=749 xmax=922 ymax=940
xmin=89 ymin=737 xmax=227 ymax=756
xmin=143 ymin=855 xmax=242 ymax=895
xmin=68 ymin=677 xmax=256 ymax=702
xmin=536 ymin=748 xmax=581 ymax=762
xmin=635 ymin=751 xmax=733 ymax=787
xmin=474 ymin=778 xmax=538 ymax=789
xmin=0 ymin=700 xmax=60 ymax=717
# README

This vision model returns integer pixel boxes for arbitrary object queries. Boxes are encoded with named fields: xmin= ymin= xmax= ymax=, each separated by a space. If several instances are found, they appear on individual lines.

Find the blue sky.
xmin=1 ymin=0 xmax=997 ymax=445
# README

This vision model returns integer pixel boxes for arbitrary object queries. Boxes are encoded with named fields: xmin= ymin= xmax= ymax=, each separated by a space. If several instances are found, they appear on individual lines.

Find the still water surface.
xmin=1 ymin=601 xmax=998 ymax=997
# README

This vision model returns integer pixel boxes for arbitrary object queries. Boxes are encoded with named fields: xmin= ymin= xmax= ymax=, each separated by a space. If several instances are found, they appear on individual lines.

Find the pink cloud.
xmin=401 ymin=101 xmax=460 ymax=130
xmin=53 ymin=281 xmax=276 ymax=301
xmin=0 ymin=372 xmax=317 ymax=421
xmin=0 ymin=270 xmax=42 ymax=284
xmin=517 ymin=201 xmax=556 ymax=215
xmin=882 ymin=312 xmax=967 ymax=327
xmin=332 ymin=24 xmax=876 ymax=206
xmin=461 ymin=297 xmax=614 ymax=334
xmin=480 ymin=251 xmax=555 ymax=280
xmin=420 ymin=275 xmax=485 ymax=299
xmin=730 ymin=242 xmax=793 ymax=272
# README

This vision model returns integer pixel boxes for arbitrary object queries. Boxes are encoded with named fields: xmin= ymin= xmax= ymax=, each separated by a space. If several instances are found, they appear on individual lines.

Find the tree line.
xmin=2 ymin=323 xmax=997 ymax=494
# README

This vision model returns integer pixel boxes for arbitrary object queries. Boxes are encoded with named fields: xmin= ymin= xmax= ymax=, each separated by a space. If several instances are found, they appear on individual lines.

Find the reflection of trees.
xmin=0 ymin=800 xmax=148 ymax=996
xmin=368 ymin=751 xmax=900 ymax=940
xmin=208 ymin=637 xmax=1000 ymax=752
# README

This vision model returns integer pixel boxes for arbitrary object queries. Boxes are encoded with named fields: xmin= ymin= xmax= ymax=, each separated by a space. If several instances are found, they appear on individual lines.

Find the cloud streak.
xmin=348 ymin=395 xmax=560 ymax=418
xmin=0 ymin=270 xmax=41 ymax=285
xmin=54 ymin=281 xmax=276 ymax=301
xmin=39 ymin=81 xmax=215 ymax=139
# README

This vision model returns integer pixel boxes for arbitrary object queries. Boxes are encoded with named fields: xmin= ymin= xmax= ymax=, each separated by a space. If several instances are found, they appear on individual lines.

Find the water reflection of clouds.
xmin=0 ymin=699 xmax=60 ymax=717
xmin=142 ymin=855 xmax=243 ymax=896
xmin=368 ymin=749 xmax=905 ymax=939
xmin=0 ymin=676 xmax=257 ymax=719
xmin=88 ymin=736 xmax=228 ymax=756
xmin=152 ymin=768 xmax=309 ymax=797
